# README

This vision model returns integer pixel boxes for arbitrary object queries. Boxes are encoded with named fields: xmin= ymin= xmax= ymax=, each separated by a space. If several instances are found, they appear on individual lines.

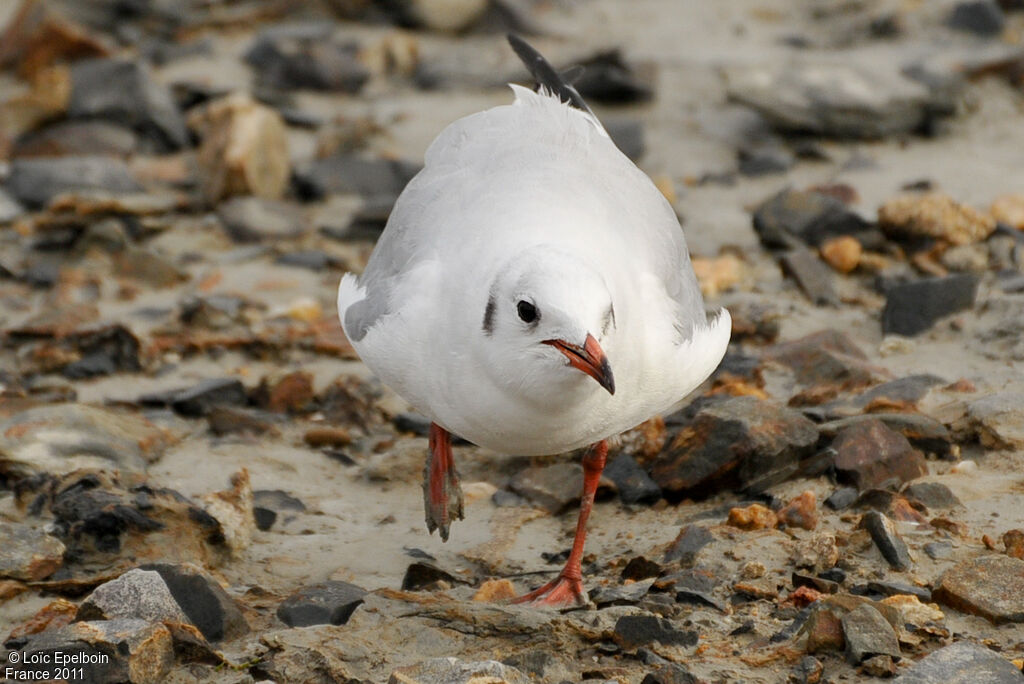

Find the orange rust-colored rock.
xmin=819 ymin=235 xmax=862 ymax=274
xmin=0 ymin=0 xmax=110 ymax=80
xmin=6 ymin=598 xmax=77 ymax=640
xmin=304 ymin=426 xmax=353 ymax=448
xmin=806 ymin=608 xmax=844 ymax=653
xmin=728 ymin=503 xmax=778 ymax=531
xmin=991 ymin=193 xmax=1024 ymax=230
xmin=692 ymin=253 xmax=745 ymax=297
xmin=473 ymin=578 xmax=517 ymax=602
xmin=778 ymin=490 xmax=819 ymax=530
xmin=1005 ymin=530 xmax=1024 ymax=560
xmin=878 ymin=192 xmax=996 ymax=245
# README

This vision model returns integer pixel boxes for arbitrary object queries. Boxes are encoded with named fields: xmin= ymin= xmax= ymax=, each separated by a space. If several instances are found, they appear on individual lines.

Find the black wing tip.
xmin=506 ymin=33 xmax=593 ymax=116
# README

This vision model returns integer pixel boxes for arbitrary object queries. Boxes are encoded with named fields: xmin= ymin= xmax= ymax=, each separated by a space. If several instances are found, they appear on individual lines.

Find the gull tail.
xmin=507 ymin=34 xmax=604 ymax=132
xmin=337 ymin=272 xmax=366 ymax=341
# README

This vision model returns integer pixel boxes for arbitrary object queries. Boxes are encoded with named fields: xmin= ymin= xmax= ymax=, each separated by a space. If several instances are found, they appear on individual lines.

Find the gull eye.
xmin=516 ymin=300 xmax=538 ymax=324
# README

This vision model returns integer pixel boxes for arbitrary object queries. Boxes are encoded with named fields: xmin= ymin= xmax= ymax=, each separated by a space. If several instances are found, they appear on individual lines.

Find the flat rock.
xmin=252 ymin=489 xmax=306 ymax=531
xmin=245 ymin=24 xmax=370 ymax=93
xmin=0 ymin=187 xmax=25 ymax=223
xmin=933 ymin=555 xmax=1024 ymax=624
xmin=820 ymin=374 xmax=946 ymax=416
xmin=10 ymin=619 xmax=173 ymax=684
xmin=294 ymin=154 xmax=420 ymax=205
xmin=894 ymin=640 xmax=1024 ymax=683
xmin=68 ymin=57 xmax=188 ymax=150
xmin=752 ymin=188 xmax=879 ymax=249
xmin=727 ymin=60 xmax=953 ymax=139
xmin=217 ymin=196 xmax=307 ymax=242
xmin=160 ymin=378 xmax=247 ymax=417
xmin=780 ymin=248 xmax=839 ymax=306
xmin=401 ymin=561 xmax=465 ymax=591
xmin=276 ymin=580 xmax=367 ymax=627
xmin=603 ymin=453 xmax=661 ymax=504
xmin=11 ymin=119 xmax=138 ymax=158
xmin=861 ymin=511 xmax=912 ymax=571
xmin=764 ymin=329 xmax=888 ymax=398
xmin=77 ymin=568 xmax=189 ymax=623
xmin=879 ymin=192 xmax=996 ymax=246
xmin=841 ymin=603 xmax=901 ymax=664
xmin=0 ymin=522 xmax=65 ymax=581
xmin=882 ymin=274 xmax=980 ymax=336
xmin=664 ymin=524 xmax=714 ymax=566
xmin=389 ymin=657 xmax=530 ymax=684
xmin=903 ymin=482 xmax=962 ymax=510
xmin=956 ymin=392 xmax=1024 ymax=449
xmin=138 ymin=562 xmax=250 ymax=641
xmin=572 ymin=49 xmax=654 ymax=104
xmin=613 ymin=615 xmax=699 ymax=650
xmin=510 ymin=462 xmax=586 ymax=514
xmin=830 ymin=419 xmax=927 ymax=490
xmin=947 ymin=0 xmax=1006 ymax=36
xmin=819 ymin=413 xmax=952 ymax=458
xmin=0 ymin=404 xmax=165 ymax=478
xmin=7 ymin=156 xmax=142 ymax=208
xmin=652 ymin=396 xmax=819 ymax=497
xmin=0 ymin=0 xmax=111 ymax=80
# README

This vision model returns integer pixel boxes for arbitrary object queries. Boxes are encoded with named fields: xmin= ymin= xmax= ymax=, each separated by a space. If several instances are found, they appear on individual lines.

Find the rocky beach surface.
xmin=2 ymin=0 xmax=1024 ymax=682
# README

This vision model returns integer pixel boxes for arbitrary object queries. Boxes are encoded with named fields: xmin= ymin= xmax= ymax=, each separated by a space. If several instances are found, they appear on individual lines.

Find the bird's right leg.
xmin=423 ymin=422 xmax=464 ymax=541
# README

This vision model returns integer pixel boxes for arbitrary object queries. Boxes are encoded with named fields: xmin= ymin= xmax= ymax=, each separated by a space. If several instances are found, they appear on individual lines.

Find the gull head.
xmin=479 ymin=246 xmax=616 ymax=399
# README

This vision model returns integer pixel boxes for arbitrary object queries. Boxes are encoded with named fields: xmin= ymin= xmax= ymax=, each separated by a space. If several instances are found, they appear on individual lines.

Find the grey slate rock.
xmin=252 ymin=489 xmax=307 ymax=531
xmin=604 ymin=454 xmax=661 ymax=504
xmin=664 ymin=524 xmax=713 ymax=565
xmin=895 ymin=640 xmax=1024 ymax=683
xmin=882 ymin=274 xmax=980 ymax=336
xmin=0 ymin=188 xmax=25 ymax=223
xmin=613 ymin=615 xmax=699 ymax=650
xmin=862 ymin=511 xmax=912 ymax=571
xmin=217 ymin=196 xmax=308 ymax=242
xmin=169 ymin=378 xmax=247 ymax=417
xmin=139 ymin=562 xmax=250 ymax=641
xmin=841 ymin=603 xmax=901 ymax=664
xmin=8 ymin=156 xmax=142 ymax=209
xmin=245 ymin=23 xmax=369 ymax=93
xmin=68 ymin=58 xmax=189 ymax=150
xmin=277 ymin=580 xmax=367 ymax=627
xmin=780 ymin=248 xmax=840 ymax=306
xmin=903 ymin=482 xmax=962 ymax=510
xmin=0 ymin=522 xmax=65 ymax=581
xmin=752 ymin=188 xmax=879 ymax=249
xmin=294 ymin=154 xmax=420 ymax=203
xmin=947 ymin=1 xmax=1006 ymax=35
xmin=77 ymin=568 xmax=190 ymax=623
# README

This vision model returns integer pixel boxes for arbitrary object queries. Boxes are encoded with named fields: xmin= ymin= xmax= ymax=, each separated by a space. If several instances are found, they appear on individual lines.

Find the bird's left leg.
xmin=424 ymin=422 xmax=464 ymax=541
xmin=513 ymin=439 xmax=608 ymax=608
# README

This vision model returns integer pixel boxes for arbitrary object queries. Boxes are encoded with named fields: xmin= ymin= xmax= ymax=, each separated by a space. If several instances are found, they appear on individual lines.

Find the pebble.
xmin=738 ymin=142 xmax=795 ymax=176
xmin=728 ymin=503 xmax=778 ymax=530
xmin=924 ymin=541 xmax=953 ymax=560
xmin=9 ymin=619 xmax=173 ymax=684
xmin=780 ymin=248 xmax=840 ymax=306
xmin=882 ymin=274 xmax=980 ymax=336
xmin=778 ymin=491 xmax=819 ymax=530
xmin=831 ymin=419 xmax=927 ymax=491
xmin=76 ymin=568 xmax=190 ymax=623
xmin=510 ymin=462 xmax=591 ymax=514
xmin=244 ymin=23 xmax=369 ymax=93
xmin=7 ymin=156 xmax=142 ymax=208
xmin=903 ymin=482 xmax=961 ymax=510
xmin=791 ymin=655 xmax=824 ymax=684
xmin=188 ymin=93 xmax=290 ymax=202
xmin=603 ymin=453 xmax=661 ymax=504
xmin=0 ymin=187 xmax=25 ymax=223
xmin=590 ymin=578 xmax=656 ymax=607
xmin=138 ymin=562 xmax=250 ymax=641
xmin=217 ymin=195 xmax=308 ymax=242
xmin=764 ymin=329 xmax=885 ymax=398
xmin=908 ymin=644 xmax=1024 ymax=683
xmin=612 ymin=615 xmax=699 ymax=650
xmin=388 ymin=657 xmax=530 ymax=684
xmin=861 ymin=511 xmax=913 ymax=571
xmin=820 ymin=235 xmax=862 ymax=273
xmin=254 ymin=370 xmax=315 ymax=414
xmin=664 ymin=524 xmax=714 ymax=566
xmin=751 ymin=188 xmax=877 ymax=250
xmin=572 ymin=49 xmax=654 ymax=104
xmin=276 ymin=580 xmax=367 ymax=627
xmin=294 ymin=153 xmax=420 ymax=205
xmin=68 ymin=57 xmax=188 ymax=150
xmin=154 ymin=378 xmax=247 ymax=417
xmin=991 ymin=193 xmax=1024 ymax=230
xmin=12 ymin=119 xmax=138 ymax=158
xmin=879 ymin=193 xmax=996 ymax=246
xmin=252 ymin=489 xmax=307 ymax=531
xmin=955 ymin=392 xmax=1024 ymax=449
xmin=383 ymin=0 xmax=490 ymax=32
xmin=652 ymin=396 xmax=819 ymax=496
xmin=946 ymin=0 xmax=1006 ymax=35
xmin=472 ymin=578 xmax=516 ymax=602
xmin=933 ymin=555 xmax=1024 ymax=623
xmin=806 ymin=606 xmax=845 ymax=653
xmin=0 ymin=0 xmax=110 ymax=80
xmin=0 ymin=522 xmax=65 ymax=581
xmin=1004 ymin=530 xmax=1024 ymax=560
xmin=401 ymin=560 xmax=463 ymax=591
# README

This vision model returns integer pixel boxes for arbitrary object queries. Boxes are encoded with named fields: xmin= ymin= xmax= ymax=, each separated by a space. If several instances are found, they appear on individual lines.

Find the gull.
xmin=338 ymin=35 xmax=731 ymax=607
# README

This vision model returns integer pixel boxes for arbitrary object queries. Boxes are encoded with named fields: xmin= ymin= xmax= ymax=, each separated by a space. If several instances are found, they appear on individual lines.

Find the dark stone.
xmin=68 ymin=58 xmax=188 ymax=150
xmin=818 ymin=412 xmax=952 ymax=458
xmin=169 ymin=379 xmax=247 ymax=417
xmin=510 ymin=462 xmax=588 ymax=514
xmin=401 ymin=561 xmax=462 ymax=591
xmin=791 ymin=656 xmax=824 ymax=684
xmin=651 ymin=397 xmax=819 ymax=497
xmin=924 ymin=541 xmax=953 ymax=559
xmin=12 ymin=120 xmax=138 ymax=158
xmin=62 ymin=325 xmax=142 ymax=379
xmin=947 ymin=1 xmax=1006 ymax=35
xmin=824 ymin=374 xmax=945 ymax=416
xmin=8 ymin=156 xmax=142 ymax=209
xmin=612 ymin=615 xmax=698 ymax=650
xmin=664 ymin=525 xmax=713 ymax=566
xmin=604 ymin=454 xmax=661 ymax=504
xmin=622 ymin=556 xmax=663 ymax=581
xmin=276 ymin=581 xmax=366 ymax=627
xmin=206 ymin=406 xmax=280 ymax=437
xmin=217 ymin=197 xmax=308 ymax=242
xmin=738 ymin=143 xmax=795 ymax=176
xmin=764 ymin=330 xmax=887 ymax=399
xmin=903 ymin=482 xmax=962 ymax=510
xmin=894 ymin=640 xmax=1024 ymax=683
xmin=605 ymin=118 xmax=645 ymax=162
xmin=864 ymin=580 xmax=931 ymax=601
xmin=819 ymin=568 xmax=847 ymax=584
xmin=831 ymin=419 xmax=927 ymax=491
xmin=572 ymin=49 xmax=653 ymax=104
xmin=293 ymin=154 xmax=420 ymax=204
xmin=933 ymin=555 xmax=1024 ymax=624
xmin=275 ymin=249 xmax=337 ymax=271
xmin=245 ymin=23 xmax=370 ymax=93
xmin=641 ymin=664 xmax=698 ymax=684
xmin=589 ymin=578 xmax=655 ymax=607
xmin=861 ymin=511 xmax=912 ymax=571
xmin=751 ymin=188 xmax=881 ymax=250
xmin=792 ymin=572 xmax=839 ymax=594
xmin=780 ymin=248 xmax=840 ymax=306
xmin=882 ymin=274 xmax=980 ymax=336
xmin=668 ymin=568 xmax=727 ymax=612
xmin=252 ymin=490 xmax=306 ymax=531
xmin=841 ymin=603 xmax=900 ymax=664
xmin=138 ymin=563 xmax=249 ymax=641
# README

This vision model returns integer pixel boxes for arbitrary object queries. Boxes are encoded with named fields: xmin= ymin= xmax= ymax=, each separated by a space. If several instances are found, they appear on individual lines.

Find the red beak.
xmin=543 ymin=333 xmax=615 ymax=395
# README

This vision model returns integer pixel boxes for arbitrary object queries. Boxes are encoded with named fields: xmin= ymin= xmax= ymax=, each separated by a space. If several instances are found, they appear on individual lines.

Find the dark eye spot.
xmin=516 ymin=300 xmax=538 ymax=324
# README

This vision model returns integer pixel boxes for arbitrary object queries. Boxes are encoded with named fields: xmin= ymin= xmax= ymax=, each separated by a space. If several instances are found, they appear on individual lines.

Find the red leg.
xmin=424 ymin=422 xmax=464 ymax=541
xmin=513 ymin=440 xmax=608 ymax=608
